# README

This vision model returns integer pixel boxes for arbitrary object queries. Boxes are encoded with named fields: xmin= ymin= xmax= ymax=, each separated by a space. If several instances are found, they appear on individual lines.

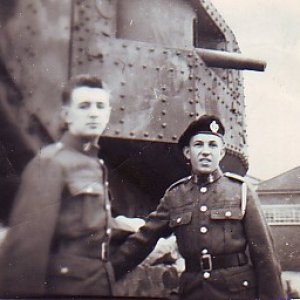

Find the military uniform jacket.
xmin=112 ymin=169 xmax=285 ymax=300
xmin=0 ymin=132 xmax=114 ymax=297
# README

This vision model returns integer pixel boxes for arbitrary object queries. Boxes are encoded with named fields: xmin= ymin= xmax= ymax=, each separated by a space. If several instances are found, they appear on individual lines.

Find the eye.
xmin=97 ymin=102 xmax=105 ymax=109
xmin=193 ymin=141 xmax=204 ymax=147
xmin=209 ymin=141 xmax=218 ymax=148
xmin=78 ymin=102 xmax=90 ymax=109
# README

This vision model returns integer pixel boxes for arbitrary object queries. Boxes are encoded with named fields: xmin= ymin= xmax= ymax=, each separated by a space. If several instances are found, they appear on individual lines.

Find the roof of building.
xmin=257 ymin=166 xmax=300 ymax=192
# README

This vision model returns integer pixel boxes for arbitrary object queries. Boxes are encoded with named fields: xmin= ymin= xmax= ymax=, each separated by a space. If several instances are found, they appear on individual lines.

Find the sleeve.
xmin=244 ymin=187 xmax=286 ymax=300
xmin=110 ymin=195 xmax=172 ymax=280
xmin=0 ymin=154 xmax=63 ymax=296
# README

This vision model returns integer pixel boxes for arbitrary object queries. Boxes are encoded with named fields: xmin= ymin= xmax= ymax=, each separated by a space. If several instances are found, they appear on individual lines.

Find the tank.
xmin=0 ymin=0 xmax=267 ymax=297
xmin=0 ymin=0 xmax=266 ymax=221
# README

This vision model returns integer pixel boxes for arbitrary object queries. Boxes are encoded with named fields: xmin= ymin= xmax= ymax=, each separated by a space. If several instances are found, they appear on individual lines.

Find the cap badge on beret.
xmin=209 ymin=120 xmax=219 ymax=134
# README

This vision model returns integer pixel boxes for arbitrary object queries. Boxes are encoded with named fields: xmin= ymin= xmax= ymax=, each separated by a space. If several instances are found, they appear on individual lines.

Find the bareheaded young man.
xmin=0 ymin=74 xmax=115 ymax=297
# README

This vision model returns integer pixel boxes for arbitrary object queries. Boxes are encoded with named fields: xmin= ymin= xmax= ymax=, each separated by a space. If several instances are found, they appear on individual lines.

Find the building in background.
xmin=257 ymin=167 xmax=300 ymax=271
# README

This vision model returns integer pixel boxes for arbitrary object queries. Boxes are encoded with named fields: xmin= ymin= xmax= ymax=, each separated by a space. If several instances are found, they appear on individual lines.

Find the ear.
xmin=183 ymin=146 xmax=191 ymax=160
xmin=61 ymin=105 xmax=70 ymax=124
xmin=220 ymin=142 xmax=226 ymax=160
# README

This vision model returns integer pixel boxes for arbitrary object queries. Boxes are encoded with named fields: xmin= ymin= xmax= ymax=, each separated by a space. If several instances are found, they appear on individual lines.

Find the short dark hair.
xmin=62 ymin=74 xmax=108 ymax=105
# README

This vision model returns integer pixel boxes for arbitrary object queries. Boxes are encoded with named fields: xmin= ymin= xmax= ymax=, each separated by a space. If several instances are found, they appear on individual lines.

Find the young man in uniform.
xmin=0 ymin=74 xmax=114 ymax=297
xmin=111 ymin=115 xmax=285 ymax=300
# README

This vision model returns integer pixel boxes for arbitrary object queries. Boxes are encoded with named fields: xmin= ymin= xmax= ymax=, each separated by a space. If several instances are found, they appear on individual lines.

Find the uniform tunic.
xmin=0 ymin=132 xmax=114 ymax=297
xmin=112 ymin=169 xmax=285 ymax=300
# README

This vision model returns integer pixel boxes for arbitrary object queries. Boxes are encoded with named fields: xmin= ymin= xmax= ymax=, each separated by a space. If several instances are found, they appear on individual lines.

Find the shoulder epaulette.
xmin=224 ymin=172 xmax=245 ymax=183
xmin=224 ymin=172 xmax=247 ymax=217
xmin=166 ymin=176 xmax=192 ymax=193
xmin=40 ymin=142 xmax=64 ymax=160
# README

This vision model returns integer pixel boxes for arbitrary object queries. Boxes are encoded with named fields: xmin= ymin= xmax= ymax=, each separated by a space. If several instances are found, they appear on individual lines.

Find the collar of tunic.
xmin=60 ymin=132 xmax=100 ymax=157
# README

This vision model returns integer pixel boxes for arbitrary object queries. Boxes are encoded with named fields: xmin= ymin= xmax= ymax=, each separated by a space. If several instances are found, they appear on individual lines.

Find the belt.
xmin=185 ymin=252 xmax=248 ymax=272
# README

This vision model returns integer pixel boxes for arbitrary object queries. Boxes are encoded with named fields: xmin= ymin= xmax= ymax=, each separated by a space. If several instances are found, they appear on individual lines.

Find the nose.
xmin=201 ymin=144 xmax=211 ymax=156
xmin=88 ymin=103 xmax=99 ymax=117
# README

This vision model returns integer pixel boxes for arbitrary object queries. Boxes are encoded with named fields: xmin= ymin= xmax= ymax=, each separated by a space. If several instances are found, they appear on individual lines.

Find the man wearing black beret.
xmin=111 ymin=115 xmax=285 ymax=300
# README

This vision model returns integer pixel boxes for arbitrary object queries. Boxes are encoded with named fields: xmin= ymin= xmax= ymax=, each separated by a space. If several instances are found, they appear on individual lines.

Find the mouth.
xmin=86 ymin=122 xmax=100 ymax=128
xmin=199 ymin=158 xmax=211 ymax=163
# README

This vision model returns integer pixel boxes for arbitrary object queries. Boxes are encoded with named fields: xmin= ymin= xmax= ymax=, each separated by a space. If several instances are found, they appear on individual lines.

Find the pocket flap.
xmin=210 ymin=207 xmax=243 ymax=220
xmin=68 ymin=181 xmax=103 ymax=196
xmin=169 ymin=211 xmax=192 ymax=227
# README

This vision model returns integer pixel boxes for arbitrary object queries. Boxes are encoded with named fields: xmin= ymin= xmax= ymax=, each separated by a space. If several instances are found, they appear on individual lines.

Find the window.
xmin=262 ymin=205 xmax=300 ymax=225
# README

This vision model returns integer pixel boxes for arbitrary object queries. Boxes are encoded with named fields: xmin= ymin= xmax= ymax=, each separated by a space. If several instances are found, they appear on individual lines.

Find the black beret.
xmin=178 ymin=115 xmax=225 ymax=150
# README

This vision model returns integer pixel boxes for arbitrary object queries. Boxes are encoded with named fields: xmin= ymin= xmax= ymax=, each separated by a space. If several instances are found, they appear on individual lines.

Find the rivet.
xmin=156 ymin=67 xmax=160 ymax=71
xmin=188 ymin=88 xmax=193 ymax=92
xmin=122 ymin=44 xmax=127 ymax=48
xmin=142 ymin=65 xmax=147 ymax=69
xmin=115 ymin=130 xmax=120 ymax=135
xmin=119 ymin=120 xmax=124 ymax=124
xmin=162 ymin=110 xmax=166 ymax=115
xmin=120 ymin=95 xmax=125 ymax=98
xmin=176 ymin=51 xmax=181 ymax=55
xmin=121 ymin=81 xmax=126 ymax=86
xmin=120 ymin=106 xmax=125 ymax=111
xmin=136 ymin=46 xmax=140 ymax=50
xmin=163 ymin=50 xmax=168 ymax=54
xmin=189 ymin=100 xmax=194 ymax=104
xmin=188 ymin=64 xmax=193 ymax=68
xmin=149 ymin=48 xmax=155 ymax=52
xmin=188 ymin=53 xmax=193 ymax=57
xmin=169 ymin=68 xmax=174 ymax=72
xmin=128 ymin=63 xmax=133 ymax=67
xmin=172 ymin=135 xmax=177 ymax=140
xmin=144 ymin=132 xmax=149 ymax=137
xmin=114 ymin=61 xmax=119 ymax=66
xmin=189 ymin=75 xmax=193 ymax=80
xmin=189 ymin=112 xmax=195 ymax=117
xmin=158 ymin=134 xmax=163 ymax=139
xmin=130 ymin=132 xmax=134 ymax=136
xmin=161 ymin=123 xmax=167 ymax=128
xmin=161 ymin=86 xmax=166 ymax=91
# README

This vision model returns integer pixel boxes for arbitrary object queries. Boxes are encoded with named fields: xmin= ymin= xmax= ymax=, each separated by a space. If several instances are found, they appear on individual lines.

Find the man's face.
xmin=183 ymin=133 xmax=225 ymax=175
xmin=64 ymin=86 xmax=111 ymax=138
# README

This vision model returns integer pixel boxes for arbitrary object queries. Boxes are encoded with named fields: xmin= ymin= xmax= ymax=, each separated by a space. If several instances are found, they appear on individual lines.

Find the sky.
xmin=211 ymin=0 xmax=300 ymax=180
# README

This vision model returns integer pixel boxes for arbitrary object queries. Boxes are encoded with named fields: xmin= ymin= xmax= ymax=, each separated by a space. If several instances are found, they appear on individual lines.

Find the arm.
xmin=110 ymin=196 xmax=172 ymax=279
xmin=244 ymin=187 xmax=285 ymax=300
xmin=0 ymin=154 xmax=63 ymax=296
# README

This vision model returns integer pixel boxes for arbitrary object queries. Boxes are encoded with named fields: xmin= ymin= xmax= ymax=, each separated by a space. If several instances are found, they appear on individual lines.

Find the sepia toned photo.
xmin=0 ymin=0 xmax=299 ymax=299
